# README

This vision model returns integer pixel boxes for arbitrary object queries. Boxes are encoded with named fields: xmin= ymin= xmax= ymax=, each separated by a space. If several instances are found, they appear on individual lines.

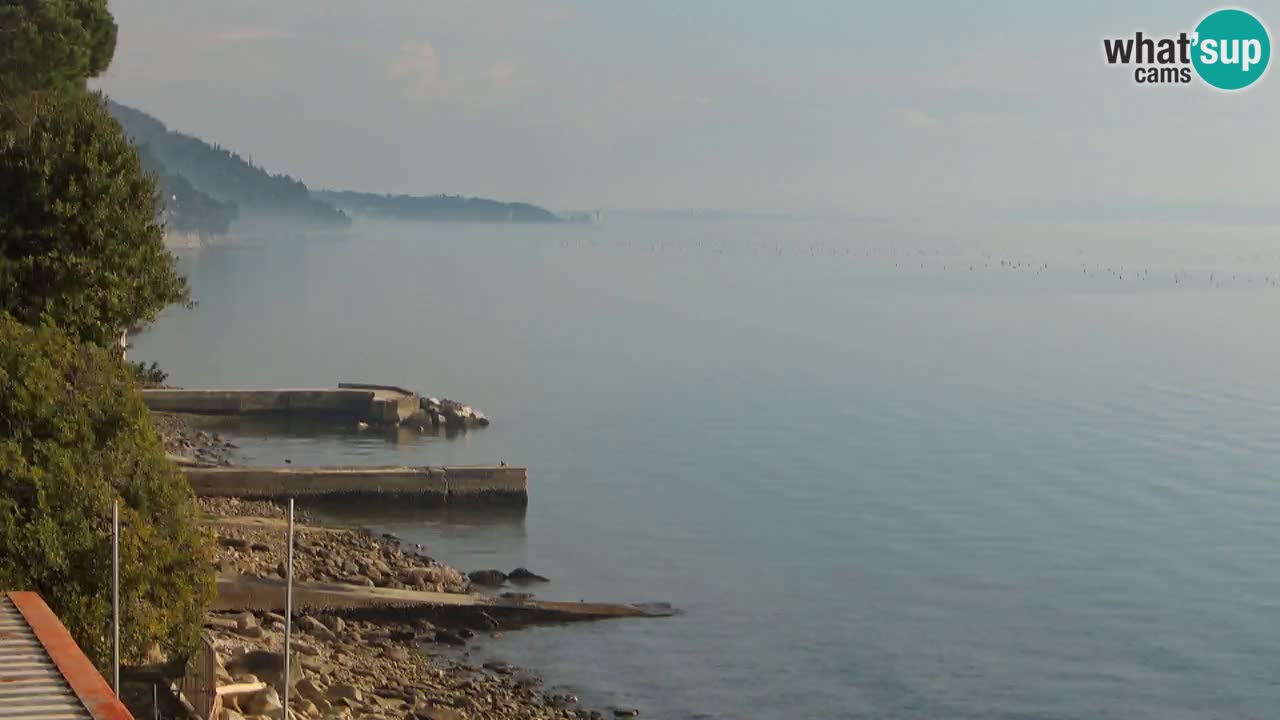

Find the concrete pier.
xmin=214 ymin=575 xmax=676 ymax=623
xmin=183 ymin=465 xmax=528 ymax=505
xmin=142 ymin=385 xmax=420 ymax=424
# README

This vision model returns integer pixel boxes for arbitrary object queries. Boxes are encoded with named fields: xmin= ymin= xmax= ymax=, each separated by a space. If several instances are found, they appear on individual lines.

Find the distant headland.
xmin=314 ymin=190 xmax=560 ymax=223
xmin=105 ymin=100 xmax=564 ymax=240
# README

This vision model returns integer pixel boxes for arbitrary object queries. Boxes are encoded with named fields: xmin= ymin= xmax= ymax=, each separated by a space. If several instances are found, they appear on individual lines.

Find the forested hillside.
xmin=107 ymin=100 xmax=349 ymax=230
xmin=316 ymin=190 xmax=561 ymax=222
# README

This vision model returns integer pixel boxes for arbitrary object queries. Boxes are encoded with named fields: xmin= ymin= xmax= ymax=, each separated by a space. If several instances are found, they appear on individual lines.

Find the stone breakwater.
xmin=403 ymin=397 xmax=490 ymax=432
xmin=143 ymin=385 xmax=490 ymax=432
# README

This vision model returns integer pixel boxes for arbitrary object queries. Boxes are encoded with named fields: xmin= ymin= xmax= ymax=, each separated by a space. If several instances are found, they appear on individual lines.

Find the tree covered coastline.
xmin=106 ymin=101 xmax=564 ymax=236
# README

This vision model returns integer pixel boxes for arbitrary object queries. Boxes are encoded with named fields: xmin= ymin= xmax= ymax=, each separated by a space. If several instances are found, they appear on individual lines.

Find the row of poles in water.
xmin=550 ymin=239 xmax=1280 ymax=284
xmin=555 ymin=240 xmax=1280 ymax=287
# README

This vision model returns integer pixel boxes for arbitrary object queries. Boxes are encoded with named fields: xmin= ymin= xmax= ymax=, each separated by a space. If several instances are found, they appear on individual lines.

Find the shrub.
xmin=128 ymin=360 xmax=169 ymax=387
xmin=0 ymin=315 xmax=214 ymax=668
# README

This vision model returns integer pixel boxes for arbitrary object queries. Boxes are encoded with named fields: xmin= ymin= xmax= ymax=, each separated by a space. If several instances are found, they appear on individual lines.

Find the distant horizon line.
xmin=560 ymin=208 xmax=1280 ymax=227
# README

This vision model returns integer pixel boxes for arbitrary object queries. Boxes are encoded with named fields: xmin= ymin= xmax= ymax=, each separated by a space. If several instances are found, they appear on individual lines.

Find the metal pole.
xmin=282 ymin=498 xmax=294 ymax=714
xmin=112 ymin=500 xmax=120 ymax=695
xmin=153 ymin=683 xmax=159 ymax=720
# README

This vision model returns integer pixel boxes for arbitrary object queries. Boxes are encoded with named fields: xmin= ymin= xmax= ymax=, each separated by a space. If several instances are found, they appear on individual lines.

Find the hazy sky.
xmin=97 ymin=1 xmax=1280 ymax=218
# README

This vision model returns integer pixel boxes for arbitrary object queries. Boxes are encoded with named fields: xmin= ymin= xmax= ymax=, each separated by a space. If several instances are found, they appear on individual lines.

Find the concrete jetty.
xmin=184 ymin=465 xmax=528 ymax=505
xmin=142 ymin=384 xmax=421 ymax=425
xmin=214 ymin=575 xmax=675 ymax=624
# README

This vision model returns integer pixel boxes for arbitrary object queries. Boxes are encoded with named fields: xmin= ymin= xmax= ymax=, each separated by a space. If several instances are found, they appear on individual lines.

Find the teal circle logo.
xmin=1192 ymin=9 xmax=1271 ymax=90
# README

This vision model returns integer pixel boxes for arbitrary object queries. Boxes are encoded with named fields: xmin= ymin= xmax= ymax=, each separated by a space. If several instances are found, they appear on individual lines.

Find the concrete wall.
xmin=338 ymin=384 xmax=422 ymax=423
xmin=183 ymin=465 xmax=527 ymax=505
xmin=142 ymin=387 xmax=425 ymax=424
xmin=143 ymin=388 xmax=376 ymax=419
xmin=446 ymin=466 xmax=529 ymax=505
xmin=285 ymin=390 xmax=375 ymax=416
xmin=186 ymin=466 xmax=447 ymax=501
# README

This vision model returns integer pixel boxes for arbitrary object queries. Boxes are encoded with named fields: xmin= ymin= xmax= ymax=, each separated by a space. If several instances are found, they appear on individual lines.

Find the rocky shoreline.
xmin=205 ymin=607 xmax=593 ymax=720
xmin=154 ymin=411 xmax=239 ymax=466
xmin=203 ymin=500 xmax=466 ymax=594
xmin=199 ymin=499 xmax=626 ymax=720
xmin=153 ymin=408 xmax=639 ymax=720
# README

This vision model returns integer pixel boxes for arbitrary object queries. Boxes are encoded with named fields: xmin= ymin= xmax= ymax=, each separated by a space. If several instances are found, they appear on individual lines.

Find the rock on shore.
xmin=402 ymin=397 xmax=491 ymax=432
xmin=200 ymin=497 xmax=315 ymax=522
xmin=152 ymin=411 xmax=238 ymax=466
xmin=204 ymin=609 xmax=588 ymax=720
xmin=201 ymin=501 xmax=466 ymax=593
xmin=197 ymin=502 xmax=609 ymax=719
xmin=185 ymin=451 xmax=629 ymax=718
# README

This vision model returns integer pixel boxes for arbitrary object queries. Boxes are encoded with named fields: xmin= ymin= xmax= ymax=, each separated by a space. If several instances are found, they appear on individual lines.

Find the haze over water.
xmin=135 ymin=218 xmax=1280 ymax=719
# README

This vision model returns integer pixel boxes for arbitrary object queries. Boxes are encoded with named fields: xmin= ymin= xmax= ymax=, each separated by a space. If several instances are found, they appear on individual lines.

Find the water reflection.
xmin=182 ymin=414 xmax=480 ymax=443
xmin=309 ymin=498 xmax=528 ymax=546
xmin=177 ymin=413 xmax=485 ymax=467
xmin=309 ymin=497 xmax=527 ymax=529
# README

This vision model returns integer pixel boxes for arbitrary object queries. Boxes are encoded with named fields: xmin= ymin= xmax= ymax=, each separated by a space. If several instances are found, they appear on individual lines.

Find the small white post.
xmin=112 ymin=500 xmax=120 ymax=695
xmin=282 ymin=498 xmax=294 ymax=715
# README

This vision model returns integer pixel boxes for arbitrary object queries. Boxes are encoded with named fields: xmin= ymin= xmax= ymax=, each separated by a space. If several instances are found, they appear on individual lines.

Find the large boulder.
xmin=241 ymin=686 xmax=284 ymax=719
xmin=508 ymin=567 xmax=549 ymax=583
xmin=467 ymin=569 xmax=507 ymax=586
xmin=402 ymin=410 xmax=432 ymax=431
xmin=432 ymin=629 xmax=466 ymax=646
xmin=224 ymin=650 xmax=300 ymax=695
xmin=234 ymin=611 xmax=259 ymax=634
xmin=300 ymin=614 xmax=336 ymax=641
xmin=296 ymin=677 xmax=328 ymax=706
xmin=327 ymin=683 xmax=363 ymax=703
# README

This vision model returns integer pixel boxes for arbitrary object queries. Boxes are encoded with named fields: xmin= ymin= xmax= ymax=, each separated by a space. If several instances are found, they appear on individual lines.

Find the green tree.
xmin=0 ymin=315 xmax=215 ymax=668
xmin=0 ymin=89 xmax=189 ymax=346
xmin=0 ymin=0 xmax=116 ymax=99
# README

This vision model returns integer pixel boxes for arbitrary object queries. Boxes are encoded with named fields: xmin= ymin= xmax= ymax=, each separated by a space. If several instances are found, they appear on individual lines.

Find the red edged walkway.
xmin=1 ymin=591 xmax=133 ymax=720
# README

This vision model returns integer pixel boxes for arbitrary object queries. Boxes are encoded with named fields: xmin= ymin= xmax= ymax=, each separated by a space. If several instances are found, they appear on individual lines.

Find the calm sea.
xmin=135 ymin=217 xmax=1280 ymax=720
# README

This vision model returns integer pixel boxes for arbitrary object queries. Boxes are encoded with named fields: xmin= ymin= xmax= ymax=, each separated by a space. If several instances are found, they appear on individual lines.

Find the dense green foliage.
xmin=0 ymin=316 xmax=215 ymax=669
xmin=127 ymin=359 xmax=170 ymax=387
xmin=0 ymin=90 xmax=189 ymax=346
xmin=317 ymin=189 xmax=561 ymax=222
xmin=1 ymin=0 xmax=211 ymax=673
xmin=0 ymin=0 xmax=116 ymax=97
xmin=107 ymin=99 xmax=350 ymax=227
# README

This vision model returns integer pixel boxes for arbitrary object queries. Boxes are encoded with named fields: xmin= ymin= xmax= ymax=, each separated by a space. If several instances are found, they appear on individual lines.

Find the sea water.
xmin=135 ymin=218 xmax=1280 ymax=719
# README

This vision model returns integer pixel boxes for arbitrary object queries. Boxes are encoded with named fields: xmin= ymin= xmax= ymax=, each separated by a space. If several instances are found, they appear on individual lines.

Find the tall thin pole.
xmin=112 ymin=500 xmax=120 ymax=695
xmin=282 ymin=498 xmax=294 ymax=714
